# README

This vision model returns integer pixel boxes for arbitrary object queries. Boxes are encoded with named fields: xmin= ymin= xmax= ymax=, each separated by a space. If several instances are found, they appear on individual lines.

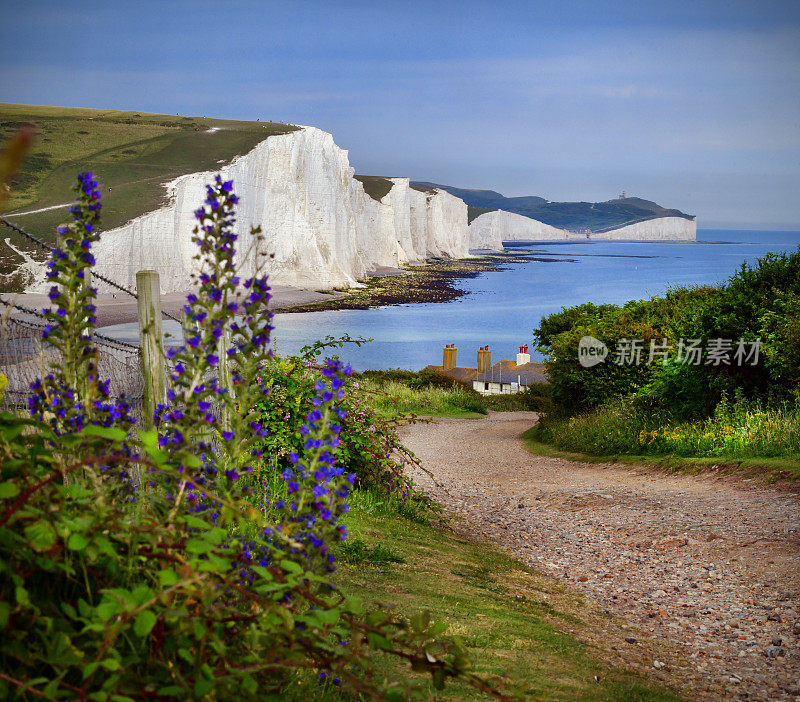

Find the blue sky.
xmin=1 ymin=0 xmax=799 ymax=229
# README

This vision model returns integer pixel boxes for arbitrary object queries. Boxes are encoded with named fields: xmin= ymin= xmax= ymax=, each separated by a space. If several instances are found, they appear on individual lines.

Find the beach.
xmin=5 ymin=285 xmax=347 ymax=327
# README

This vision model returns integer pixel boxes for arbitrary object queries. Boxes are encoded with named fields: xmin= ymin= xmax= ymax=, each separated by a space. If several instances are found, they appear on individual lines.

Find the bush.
xmin=534 ymin=249 xmax=800 ymax=420
xmin=360 ymin=367 xmax=473 ymax=391
xmin=253 ymin=356 xmax=418 ymax=496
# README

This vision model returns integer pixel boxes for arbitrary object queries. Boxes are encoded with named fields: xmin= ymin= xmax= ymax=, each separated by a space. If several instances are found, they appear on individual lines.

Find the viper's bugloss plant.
xmin=154 ymin=176 xmax=355 ymax=576
xmin=27 ymin=172 xmax=136 ymax=486
xmin=0 ymin=173 xmax=504 ymax=700
xmin=29 ymin=173 xmax=135 ymax=431
xmin=253 ymin=354 xmax=417 ymax=499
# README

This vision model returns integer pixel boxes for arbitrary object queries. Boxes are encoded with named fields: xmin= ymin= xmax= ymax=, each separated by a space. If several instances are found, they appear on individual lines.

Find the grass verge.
xmin=355 ymin=370 xmax=550 ymax=418
xmin=310 ymin=490 xmax=684 ymax=701
xmin=358 ymin=377 xmax=488 ymax=418
xmin=522 ymin=428 xmax=800 ymax=483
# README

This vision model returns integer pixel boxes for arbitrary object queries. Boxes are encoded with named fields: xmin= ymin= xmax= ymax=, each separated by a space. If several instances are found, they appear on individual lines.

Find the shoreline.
xmin=276 ymin=250 xmax=551 ymax=314
xmin=3 ymin=251 xmax=546 ymax=327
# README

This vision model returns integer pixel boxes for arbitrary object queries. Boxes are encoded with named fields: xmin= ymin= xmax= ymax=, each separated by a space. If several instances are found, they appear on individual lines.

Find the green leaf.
xmin=133 ymin=610 xmax=157 ymax=638
xmin=183 ymin=453 xmax=202 ymax=468
xmin=157 ymin=569 xmax=179 ymax=587
xmin=100 ymin=658 xmax=120 ymax=671
xmin=82 ymin=425 xmax=127 ymax=442
xmin=0 ymin=601 xmax=10 ymax=628
xmin=96 ymin=600 xmax=119 ymax=622
xmin=313 ymin=608 xmax=340 ymax=625
xmin=67 ymin=533 xmax=90 ymax=551
xmin=367 ymin=632 xmax=393 ymax=651
xmin=156 ymin=686 xmax=185 ymax=695
xmin=15 ymin=586 xmax=30 ymax=608
xmin=279 ymin=559 xmax=303 ymax=575
xmin=185 ymin=538 xmax=212 ymax=554
xmin=251 ymin=565 xmax=274 ymax=581
xmin=24 ymin=520 xmax=57 ymax=551
xmin=143 ymin=445 xmax=168 ymax=463
xmin=194 ymin=675 xmax=214 ymax=697
xmin=139 ymin=429 xmax=158 ymax=448
xmin=182 ymin=514 xmax=209 ymax=529
xmin=131 ymin=585 xmax=155 ymax=605
xmin=0 ymin=481 xmax=19 ymax=499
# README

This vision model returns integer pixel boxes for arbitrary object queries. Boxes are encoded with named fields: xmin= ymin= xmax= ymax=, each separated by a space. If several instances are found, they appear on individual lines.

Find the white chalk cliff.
xmin=88 ymin=127 xmax=469 ymax=293
xmin=468 ymin=210 xmax=696 ymax=250
xmin=25 ymin=126 xmax=697 ymax=295
xmin=590 ymin=216 xmax=697 ymax=241
xmin=468 ymin=210 xmax=581 ymax=249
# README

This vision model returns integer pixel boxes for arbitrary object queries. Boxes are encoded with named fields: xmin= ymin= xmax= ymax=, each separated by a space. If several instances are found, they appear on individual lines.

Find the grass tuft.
xmin=337 ymin=537 xmax=406 ymax=565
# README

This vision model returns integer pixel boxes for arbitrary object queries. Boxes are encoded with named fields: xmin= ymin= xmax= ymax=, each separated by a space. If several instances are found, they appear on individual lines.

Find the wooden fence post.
xmin=136 ymin=270 xmax=166 ymax=427
xmin=218 ymin=327 xmax=234 ymax=432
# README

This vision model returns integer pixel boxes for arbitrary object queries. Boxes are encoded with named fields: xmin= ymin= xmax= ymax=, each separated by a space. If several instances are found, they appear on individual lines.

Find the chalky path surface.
xmin=402 ymin=412 xmax=800 ymax=701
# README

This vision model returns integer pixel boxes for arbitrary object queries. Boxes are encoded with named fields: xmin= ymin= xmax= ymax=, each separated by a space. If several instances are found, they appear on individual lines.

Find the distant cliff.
xmin=469 ymin=209 xmax=696 ymax=249
xmin=414 ymin=182 xmax=694 ymax=233
xmin=469 ymin=210 xmax=582 ymax=249
xmin=590 ymin=216 xmax=696 ymax=241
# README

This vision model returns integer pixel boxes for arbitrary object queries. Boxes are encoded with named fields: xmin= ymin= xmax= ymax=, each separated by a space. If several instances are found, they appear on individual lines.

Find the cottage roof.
xmin=474 ymin=362 xmax=548 ymax=385
xmin=424 ymin=365 xmax=478 ymax=384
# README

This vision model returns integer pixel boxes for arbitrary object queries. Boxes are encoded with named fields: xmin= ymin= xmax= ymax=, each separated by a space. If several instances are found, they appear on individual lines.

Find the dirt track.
xmin=402 ymin=412 xmax=800 ymax=701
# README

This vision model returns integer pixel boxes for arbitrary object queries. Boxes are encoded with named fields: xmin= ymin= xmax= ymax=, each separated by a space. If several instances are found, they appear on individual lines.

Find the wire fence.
xmin=0 ymin=214 xmax=189 ymax=421
xmin=0 ymin=216 xmax=181 ymax=323
xmin=0 ymin=308 xmax=145 ymax=419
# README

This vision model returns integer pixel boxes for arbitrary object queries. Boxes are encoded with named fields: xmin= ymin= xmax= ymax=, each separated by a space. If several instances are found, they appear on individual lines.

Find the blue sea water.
xmin=102 ymin=230 xmax=800 ymax=370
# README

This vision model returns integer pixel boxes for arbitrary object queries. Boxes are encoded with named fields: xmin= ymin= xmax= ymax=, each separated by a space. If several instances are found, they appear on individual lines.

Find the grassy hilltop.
xmin=0 ymin=104 xmax=294 ymax=281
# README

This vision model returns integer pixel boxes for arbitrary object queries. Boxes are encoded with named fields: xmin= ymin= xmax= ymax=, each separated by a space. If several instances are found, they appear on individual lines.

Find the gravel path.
xmin=402 ymin=412 xmax=800 ymax=701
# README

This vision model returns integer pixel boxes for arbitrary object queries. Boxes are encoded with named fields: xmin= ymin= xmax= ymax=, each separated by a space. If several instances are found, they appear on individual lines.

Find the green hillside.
xmin=414 ymin=181 xmax=694 ymax=232
xmin=0 ymin=103 xmax=295 ymax=283
xmin=354 ymin=174 xmax=394 ymax=201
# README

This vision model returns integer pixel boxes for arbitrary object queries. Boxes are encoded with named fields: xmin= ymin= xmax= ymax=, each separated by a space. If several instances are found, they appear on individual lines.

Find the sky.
xmin=1 ymin=0 xmax=799 ymax=229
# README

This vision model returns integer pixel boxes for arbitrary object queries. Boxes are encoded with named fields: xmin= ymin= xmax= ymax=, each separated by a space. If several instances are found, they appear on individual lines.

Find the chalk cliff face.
xmin=469 ymin=210 xmax=697 ymax=250
xmin=590 ymin=216 xmax=697 ymax=241
xmin=468 ymin=210 xmax=579 ymax=250
xmin=27 ymin=126 xmax=697 ymax=295
xmin=88 ymin=127 xmax=470 ymax=293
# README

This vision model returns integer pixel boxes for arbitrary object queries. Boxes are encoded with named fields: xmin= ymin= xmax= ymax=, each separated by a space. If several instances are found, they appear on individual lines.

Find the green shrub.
xmin=253 ymin=356 xmax=419 ymax=496
xmin=360 ymin=367 xmax=472 ymax=391
xmin=534 ymin=248 xmax=800 ymax=419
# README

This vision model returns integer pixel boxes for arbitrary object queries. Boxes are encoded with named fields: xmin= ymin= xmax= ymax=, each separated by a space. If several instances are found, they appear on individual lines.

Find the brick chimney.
xmin=443 ymin=344 xmax=457 ymax=370
xmin=477 ymin=345 xmax=492 ymax=373
xmin=516 ymin=344 xmax=531 ymax=367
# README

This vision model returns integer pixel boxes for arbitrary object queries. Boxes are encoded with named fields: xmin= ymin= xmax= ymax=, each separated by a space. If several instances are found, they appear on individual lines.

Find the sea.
xmin=102 ymin=230 xmax=800 ymax=371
